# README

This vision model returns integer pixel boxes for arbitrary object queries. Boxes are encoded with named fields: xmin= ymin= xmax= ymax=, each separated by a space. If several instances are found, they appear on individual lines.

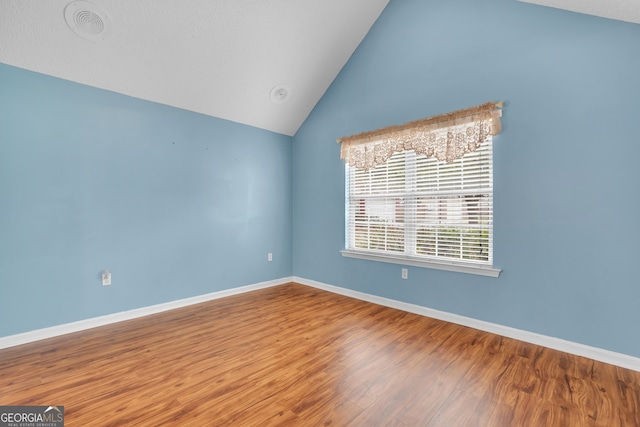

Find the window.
xmin=338 ymin=102 xmax=502 ymax=276
xmin=344 ymin=137 xmax=499 ymax=277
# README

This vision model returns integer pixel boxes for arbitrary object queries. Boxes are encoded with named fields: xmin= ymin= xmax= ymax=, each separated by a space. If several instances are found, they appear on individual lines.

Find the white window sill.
xmin=341 ymin=250 xmax=501 ymax=278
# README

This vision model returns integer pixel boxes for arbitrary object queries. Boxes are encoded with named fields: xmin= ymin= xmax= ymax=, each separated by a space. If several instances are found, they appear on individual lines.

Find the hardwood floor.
xmin=1 ymin=283 xmax=639 ymax=426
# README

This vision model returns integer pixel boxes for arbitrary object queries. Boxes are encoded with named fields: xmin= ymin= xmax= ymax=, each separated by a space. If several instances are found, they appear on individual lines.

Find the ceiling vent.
xmin=64 ymin=1 xmax=111 ymax=42
xmin=270 ymin=84 xmax=291 ymax=104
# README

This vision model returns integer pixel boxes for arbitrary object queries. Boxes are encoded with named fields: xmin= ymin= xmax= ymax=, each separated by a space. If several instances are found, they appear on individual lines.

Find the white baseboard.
xmin=293 ymin=276 xmax=640 ymax=373
xmin=0 ymin=277 xmax=294 ymax=350
xmin=4 ymin=275 xmax=639 ymax=373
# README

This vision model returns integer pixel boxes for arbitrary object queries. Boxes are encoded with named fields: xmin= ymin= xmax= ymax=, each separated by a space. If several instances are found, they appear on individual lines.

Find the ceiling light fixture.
xmin=64 ymin=1 xmax=111 ymax=42
xmin=270 ymin=84 xmax=291 ymax=104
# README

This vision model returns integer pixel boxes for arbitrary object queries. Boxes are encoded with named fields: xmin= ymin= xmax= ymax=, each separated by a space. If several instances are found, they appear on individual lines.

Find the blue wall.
xmin=293 ymin=0 xmax=640 ymax=357
xmin=0 ymin=63 xmax=292 ymax=337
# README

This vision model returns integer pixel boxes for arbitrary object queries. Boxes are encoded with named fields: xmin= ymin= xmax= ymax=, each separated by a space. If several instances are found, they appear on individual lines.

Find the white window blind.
xmin=345 ymin=137 xmax=494 ymax=271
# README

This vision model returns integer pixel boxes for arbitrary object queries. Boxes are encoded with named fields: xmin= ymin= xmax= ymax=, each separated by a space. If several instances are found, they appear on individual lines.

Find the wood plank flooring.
xmin=1 ymin=283 xmax=639 ymax=426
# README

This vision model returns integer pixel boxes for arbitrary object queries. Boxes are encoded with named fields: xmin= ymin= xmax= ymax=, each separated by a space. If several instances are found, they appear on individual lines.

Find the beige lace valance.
xmin=338 ymin=102 xmax=503 ymax=170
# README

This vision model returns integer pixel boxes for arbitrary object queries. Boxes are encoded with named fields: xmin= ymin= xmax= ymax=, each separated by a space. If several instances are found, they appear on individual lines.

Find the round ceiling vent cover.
xmin=64 ymin=1 xmax=111 ymax=42
xmin=270 ymin=84 xmax=291 ymax=104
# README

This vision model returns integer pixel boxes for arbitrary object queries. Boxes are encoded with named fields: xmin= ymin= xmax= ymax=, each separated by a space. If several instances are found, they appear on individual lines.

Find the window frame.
xmin=342 ymin=138 xmax=501 ymax=278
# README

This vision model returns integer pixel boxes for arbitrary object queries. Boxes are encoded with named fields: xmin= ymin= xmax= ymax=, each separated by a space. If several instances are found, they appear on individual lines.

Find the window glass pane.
xmin=350 ymin=197 xmax=405 ymax=253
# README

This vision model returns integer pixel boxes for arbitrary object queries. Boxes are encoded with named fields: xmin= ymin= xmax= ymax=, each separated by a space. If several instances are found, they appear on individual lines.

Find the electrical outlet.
xmin=401 ymin=268 xmax=408 ymax=279
xmin=102 ymin=269 xmax=111 ymax=286
xmin=268 ymin=253 xmax=273 ymax=262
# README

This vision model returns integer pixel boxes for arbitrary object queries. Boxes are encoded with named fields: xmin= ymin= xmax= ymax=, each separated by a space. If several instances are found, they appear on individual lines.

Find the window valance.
xmin=337 ymin=101 xmax=503 ymax=170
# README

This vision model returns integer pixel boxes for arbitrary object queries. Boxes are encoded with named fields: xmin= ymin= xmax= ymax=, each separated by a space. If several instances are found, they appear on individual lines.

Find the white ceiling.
xmin=1 ymin=1 xmax=637 ymax=137
xmin=0 ymin=0 xmax=389 ymax=136
xmin=520 ymin=0 xmax=640 ymax=25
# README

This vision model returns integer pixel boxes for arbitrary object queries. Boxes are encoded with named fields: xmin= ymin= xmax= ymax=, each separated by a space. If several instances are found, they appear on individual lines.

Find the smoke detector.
xmin=64 ymin=1 xmax=111 ymax=42
xmin=270 ymin=84 xmax=291 ymax=104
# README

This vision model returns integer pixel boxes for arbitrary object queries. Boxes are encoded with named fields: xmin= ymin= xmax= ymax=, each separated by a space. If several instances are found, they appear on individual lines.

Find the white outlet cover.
xmin=102 ymin=270 xmax=111 ymax=286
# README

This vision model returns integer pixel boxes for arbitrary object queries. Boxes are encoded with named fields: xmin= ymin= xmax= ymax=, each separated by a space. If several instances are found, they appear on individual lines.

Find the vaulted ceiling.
xmin=1 ymin=0 xmax=637 ymax=136
xmin=0 ymin=0 xmax=389 ymax=136
xmin=520 ymin=0 xmax=640 ymax=26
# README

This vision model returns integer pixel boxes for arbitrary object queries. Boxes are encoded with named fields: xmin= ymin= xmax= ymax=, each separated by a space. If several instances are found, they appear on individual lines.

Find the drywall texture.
xmin=0 ymin=64 xmax=292 ymax=337
xmin=292 ymin=0 xmax=640 ymax=358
